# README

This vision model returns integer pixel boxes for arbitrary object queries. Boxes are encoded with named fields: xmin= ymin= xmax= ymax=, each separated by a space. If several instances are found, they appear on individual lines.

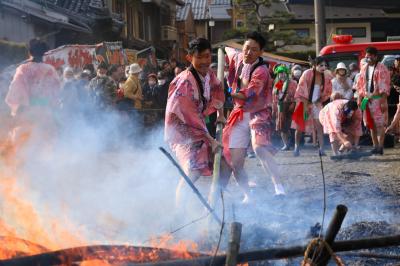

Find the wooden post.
xmin=316 ymin=204 xmax=348 ymax=265
xmin=225 ymin=222 xmax=242 ymax=266
xmin=314 ymin=0 xmax=326 ymax=54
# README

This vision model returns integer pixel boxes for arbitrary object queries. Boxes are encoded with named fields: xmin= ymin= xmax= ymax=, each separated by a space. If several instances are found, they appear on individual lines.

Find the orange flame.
xmin=0 ymin=123 xmax=85 ymax=260
xmin=0 ymin=118 xmax=204 ymax=265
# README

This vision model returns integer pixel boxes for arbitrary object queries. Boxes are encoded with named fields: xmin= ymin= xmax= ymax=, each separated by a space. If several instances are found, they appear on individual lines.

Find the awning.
xmin=2 ymin=0 xmax=92 ymax=33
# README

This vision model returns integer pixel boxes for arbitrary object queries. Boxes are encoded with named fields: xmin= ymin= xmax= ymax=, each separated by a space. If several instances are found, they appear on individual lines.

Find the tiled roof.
xmin=210 ymin=0 xmax=231 ymax=5
xmin=287 ymin=4 xmax=387 ymax=20
xmin=32 ymin=0 xmax=122 ymax=34
xmin=258 ymin=2 xmax=290 ymax=18
xmin=209 ymin=4 xmax=231 ymax=21
xmin=183 ymin=0 xmax=209 ymax=20
xmin=38 ymin=0 xmax=108 ymax=14
xmin=1 ymin=0 xmax=92 ymax=32
xmin=176 ymin=3 xmax=192 ymax=21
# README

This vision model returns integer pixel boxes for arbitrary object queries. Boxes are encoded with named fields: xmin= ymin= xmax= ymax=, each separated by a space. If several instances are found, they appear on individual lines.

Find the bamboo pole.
xmin=225 ymin=222 xmax=242 ymax=266
xmin=159 ymin=147 xmax=222 ymax=225
xmin=127 ymin=234 xmax=400 ymax=266
xmin=2 ymin=234 xmax=400 ymax=266
xmin=208 ymin=47 xmax=225 ymax=213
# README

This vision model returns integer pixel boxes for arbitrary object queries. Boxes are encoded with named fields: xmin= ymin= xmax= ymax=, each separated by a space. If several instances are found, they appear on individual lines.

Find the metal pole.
xmin=314 ymin=0 xmax=326 ymax=54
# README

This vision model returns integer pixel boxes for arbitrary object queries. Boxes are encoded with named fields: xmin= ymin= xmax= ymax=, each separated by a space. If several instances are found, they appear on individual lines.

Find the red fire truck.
xmin=319 ymin=36 xmax=400 ymax=68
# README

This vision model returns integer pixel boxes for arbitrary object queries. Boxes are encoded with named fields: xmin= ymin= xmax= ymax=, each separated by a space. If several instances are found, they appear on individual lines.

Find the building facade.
xmin=230 ymin=1 xmax=400 ymax=52
xmin=0 ymin=0 xmax=124 ymax=48
xmin=108 ymin=0 xmax=183 ymax=59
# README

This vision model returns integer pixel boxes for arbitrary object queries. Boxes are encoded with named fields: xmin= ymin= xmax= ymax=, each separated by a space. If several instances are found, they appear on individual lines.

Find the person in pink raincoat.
xmin=272 ymin=65 xmax=297 ymax=151
xmin=356 ymin=46 xmax=390 ymax=155
xmin=221 ymin=32 xmax=285 ymax=201
xmin=291 ymin=56 xmax=333 ymax=156
xmin=319 ymin=96 xmax=362 ymax=156
xmin=164 ymin=38 xmax=225 ymax=202
xmin=5 ymin=39 xmax=61 ymax=146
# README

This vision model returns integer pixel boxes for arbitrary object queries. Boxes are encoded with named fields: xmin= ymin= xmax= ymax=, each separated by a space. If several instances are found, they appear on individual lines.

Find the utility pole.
xmin=314 ymin=0 xmax=326 ymax=54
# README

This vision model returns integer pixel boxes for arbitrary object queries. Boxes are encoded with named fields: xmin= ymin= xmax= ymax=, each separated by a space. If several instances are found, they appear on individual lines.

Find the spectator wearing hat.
xmin=122 ymin=63 xmax=143 ymax=110
xmin=62 ymin=67 xmax=75 ymax=84
xmin=142 ymin=73 xmax=158 ymax=108
xmin=156 ymin=71 xmax=169 ymax=109
xmin=331 ymin=62 xmax=353 ymax=100
xmin=141 ymin=73 xmax=160 ymax=126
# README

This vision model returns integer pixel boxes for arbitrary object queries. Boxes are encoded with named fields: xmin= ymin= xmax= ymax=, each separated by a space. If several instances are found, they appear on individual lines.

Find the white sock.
xmin=242 ymin=193 xmax=250 ymax=203
xmin=274 ymin=183 xmax=285 ymax=195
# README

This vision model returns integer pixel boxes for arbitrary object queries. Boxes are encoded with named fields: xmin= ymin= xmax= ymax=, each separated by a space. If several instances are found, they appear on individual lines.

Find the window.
xmin=112 ymin=0 xmax=124 ymax=14
xmin=138 ymin=11 xmax=144 ymax=39
xmin=236 ymin=20 xmax=244 ymax=28
xmin=336 ymin=27 xmax=367 ymax=38
xmin=324 ymin=53 xmax=359 ymax=72
xmin=280 ymin=28 xmax=310 ymax=38
xmin=294 ymin=28 xmax=310 ymax=38
xmin=147 ymin=15 xmax=152 ymax=41
xmin=126 ymin=6 xmax=134 ymax=37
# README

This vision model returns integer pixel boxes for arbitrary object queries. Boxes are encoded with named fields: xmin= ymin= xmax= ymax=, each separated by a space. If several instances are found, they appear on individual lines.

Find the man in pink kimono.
xmin=5 ymin=39 xmax=61 ymax=147
xmin=222 ymin=32 xmax=285 ymax=201
xmin=164 ymin=38 xmax=225 ymax=202
xmin=291 ymin=56 xmax=333 ymax=156
xmin=272 ymin=65 xmax=297 ymax=151
xmin=319 ymin=97 xmax=362 ymax=156
xmin=356 ymin=47 xmax=390 ymax=155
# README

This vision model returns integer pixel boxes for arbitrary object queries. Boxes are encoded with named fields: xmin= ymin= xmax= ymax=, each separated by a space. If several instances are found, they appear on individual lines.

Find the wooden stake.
xmin=225 ymin=222 xmax=242 ymax=266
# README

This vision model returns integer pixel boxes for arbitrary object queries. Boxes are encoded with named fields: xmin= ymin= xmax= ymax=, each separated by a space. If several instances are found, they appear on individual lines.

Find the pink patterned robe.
xmin=291 ymin=69 xmax=333 ymax=133
xmin=223 ymin=48 xmax=274 ymax=165
xmin=272 ymin=79 xmax=297 ymax=132
xmin=5 ymin=61 xmax=61 ymax=143
xmin=356 ymin=62 xmax=390 ymax=128
xmin=164 ymin=69 xmax=224 ymax=176
xmin=6 ymin=61 xmax=61 ymax=115
xmin=319 ymin=99 xmax=362 ymax=143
